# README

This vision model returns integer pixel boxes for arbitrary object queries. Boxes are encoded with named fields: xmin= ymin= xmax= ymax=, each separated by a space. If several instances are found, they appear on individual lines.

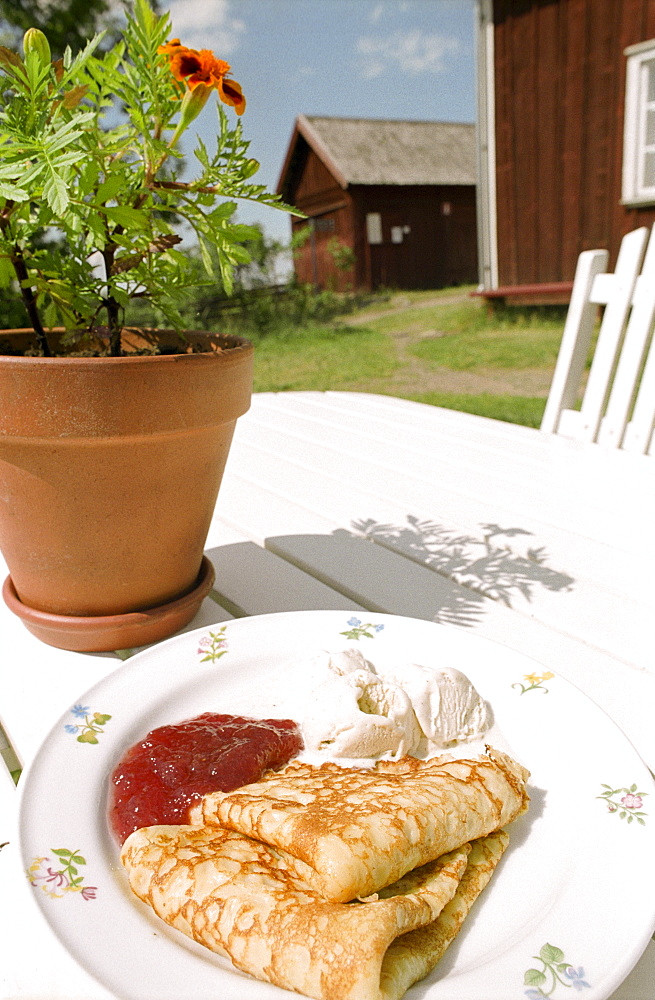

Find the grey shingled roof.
xmin=298 ymin=115 xmax=476 ymax=186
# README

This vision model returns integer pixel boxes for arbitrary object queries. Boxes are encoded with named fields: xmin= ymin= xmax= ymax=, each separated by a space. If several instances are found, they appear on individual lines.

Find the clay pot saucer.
xmin=2 ymin=555 xmax=215 ymax=652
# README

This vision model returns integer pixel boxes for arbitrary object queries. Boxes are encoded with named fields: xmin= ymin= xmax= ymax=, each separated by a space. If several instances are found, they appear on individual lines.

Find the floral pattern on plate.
xmin=512 ymin=671 xmax=555 ymax=695
xmin=27 ymin=848 xmax=97 ymax=901
xmin=64 ymin=705 xmax=112 ymax=744
xmin=339 ymin=617 xmax=385 ymax=641
xmin=197 ymin=625 xmax=229 ymax=662
xmin=524 ymin=943 xmax=590 ymax=996
xmin=597 ymin=784 xmax=648 ymax=824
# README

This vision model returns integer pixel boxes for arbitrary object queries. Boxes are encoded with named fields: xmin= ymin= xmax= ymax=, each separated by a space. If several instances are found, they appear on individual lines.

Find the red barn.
xmin=476 ymin=0 xmax=655 ymax=304
xmin=276 ymin=115 xmax=478 ymax=292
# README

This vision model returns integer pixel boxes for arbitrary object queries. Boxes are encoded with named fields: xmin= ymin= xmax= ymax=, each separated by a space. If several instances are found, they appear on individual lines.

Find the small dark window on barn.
xmin=623 ymin=39 xmax=655 ymax=205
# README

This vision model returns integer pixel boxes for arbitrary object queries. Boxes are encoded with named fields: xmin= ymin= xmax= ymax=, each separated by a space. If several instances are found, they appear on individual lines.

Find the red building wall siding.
xmin=289 ymin=146 xmax=356 ymax=291
xmin=287 ymin=147 xmax=477 ymax=291
xmin=493 ymin=0 xmax=655 ymax=287
xmin=352 ymin=185 xmax=477 ymax=290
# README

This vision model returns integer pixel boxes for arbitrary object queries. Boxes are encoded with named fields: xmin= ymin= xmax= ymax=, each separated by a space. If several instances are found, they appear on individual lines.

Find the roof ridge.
xmin=303 ymin=114 xmax=474 ymax=127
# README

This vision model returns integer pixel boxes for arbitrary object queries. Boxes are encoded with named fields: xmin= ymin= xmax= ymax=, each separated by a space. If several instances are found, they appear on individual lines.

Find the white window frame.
xmin=623 ymin=39 xmax=655 ymax=206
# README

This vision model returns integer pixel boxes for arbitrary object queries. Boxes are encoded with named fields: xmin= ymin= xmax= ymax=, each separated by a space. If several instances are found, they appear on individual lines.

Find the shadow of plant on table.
xmin=262 ymin=523 xmax=574 ymax=630
xmin=350 ymin=516 xmax=574 ymax=611
xmin=264 ymin=530 xmax=489 ymax=628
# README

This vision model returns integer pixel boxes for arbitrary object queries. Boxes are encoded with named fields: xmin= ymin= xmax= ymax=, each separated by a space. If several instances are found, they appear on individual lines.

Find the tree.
xmin=0 ymin=0 xmax=132 ymax=56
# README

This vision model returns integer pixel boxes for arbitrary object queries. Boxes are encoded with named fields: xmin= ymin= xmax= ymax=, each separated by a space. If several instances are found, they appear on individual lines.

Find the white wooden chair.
xmin=541 ymin=224 xmax=655 ymax=454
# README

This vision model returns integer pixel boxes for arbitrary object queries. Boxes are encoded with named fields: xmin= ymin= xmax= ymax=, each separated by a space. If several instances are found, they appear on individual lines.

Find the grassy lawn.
xmin=253 ymin=325 xmax=398 ymax=392
xmin=403 ymin=392 xmax=549 ymax=426
xmin=240 ymin=286 xmax=570 ymax=428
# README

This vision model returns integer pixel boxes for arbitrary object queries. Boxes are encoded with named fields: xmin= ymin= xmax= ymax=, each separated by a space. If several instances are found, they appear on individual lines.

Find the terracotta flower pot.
xmin=0 ymin=330 xmax=253 ymax=651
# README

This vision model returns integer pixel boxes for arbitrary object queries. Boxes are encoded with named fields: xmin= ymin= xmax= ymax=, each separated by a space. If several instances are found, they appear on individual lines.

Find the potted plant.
xmin=0 ymin=0 xmax=293 ymax=651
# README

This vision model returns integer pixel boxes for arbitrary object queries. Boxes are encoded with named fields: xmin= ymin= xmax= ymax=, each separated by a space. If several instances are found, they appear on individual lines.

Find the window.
xmin=623 ymin=40 xmax=655 ymax=205
xmin=313 ymin=217 xmax=335 ymax=233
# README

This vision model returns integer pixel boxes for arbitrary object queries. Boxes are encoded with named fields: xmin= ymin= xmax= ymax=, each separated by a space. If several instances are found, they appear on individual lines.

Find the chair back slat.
xmin=542 ymin=225 xmax=655 ymax=454
xmin=623 ymin=326 xmax=655 ymax=454
xmin=598 ymin=235 xmax=655 ymax=448
xmin=540 ymin=249 xmax=608 ymax=434
xmin=576 ymin=227 xmax=648 ymax=443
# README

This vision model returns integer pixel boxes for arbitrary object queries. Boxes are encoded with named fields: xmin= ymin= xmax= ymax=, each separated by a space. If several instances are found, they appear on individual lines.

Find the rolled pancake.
xmin=196 ymin=746 xmax=528 ymax=901
xmin=121 ymin=823 xmax=508 ymax=1000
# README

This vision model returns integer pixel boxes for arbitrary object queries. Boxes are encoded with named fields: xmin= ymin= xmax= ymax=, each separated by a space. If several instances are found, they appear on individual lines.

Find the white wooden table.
xmin=1 ymin=390 xmax=654 ymax=999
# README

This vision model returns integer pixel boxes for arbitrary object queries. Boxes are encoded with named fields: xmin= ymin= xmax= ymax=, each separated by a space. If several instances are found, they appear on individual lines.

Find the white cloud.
xmin=368 ymin=1 xmax=413 ymax=24
xmin=167 ymin=0 xmax=246 ymax=56
xmin=357 ymin=29 xmax=460 ymax=79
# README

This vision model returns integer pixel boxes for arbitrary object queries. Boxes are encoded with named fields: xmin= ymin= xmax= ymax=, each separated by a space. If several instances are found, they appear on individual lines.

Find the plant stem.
xmin=106 ymin=294 xmax=122 ymax=356
xmin=0 ymin=206 xmax=52 ymax=355
xmin=102 ymin=244 xmax=123 ymax=356
xmin=11 ymin=247 xmax=52 ymax=356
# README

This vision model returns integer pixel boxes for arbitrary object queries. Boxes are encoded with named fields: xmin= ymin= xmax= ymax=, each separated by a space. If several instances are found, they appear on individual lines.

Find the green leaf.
xmin=96 ymin=175 xmax=124 ymax=204
xmin=51 ymin=848 xmax=73 ymax=857
xmin=540 ymin=943 xmax=564 ymax=964
xmin=104 ymin=206 xmax=149 ymax=230
xmin=43 ymin=173 xmax=69 ymax=215
xmin=0 ymin=182 xmax=28 ymax=201
xmin=225 ymin=244 xmax=252 ymax=265
xmin=92 ymin=713 xmax=111 ymax=724
xmin=198 ymin=236 xmax=213 ymax=277
xmin=224 ymin=223 xmax=259 ymax=242
xmin=524 ymin=969 xmax=547 ymax=987
xmin=0 ymin=255 xmax=15 ymax=288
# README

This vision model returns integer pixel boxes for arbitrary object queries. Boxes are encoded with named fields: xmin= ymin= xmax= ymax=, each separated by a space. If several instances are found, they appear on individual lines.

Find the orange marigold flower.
xmin=158 ymin=38 xmax=183 ymax=55
xmin=158 ymin=39 xmax=246 ymax=115
xmin=217 ymin=76 xmax=245 ymax=115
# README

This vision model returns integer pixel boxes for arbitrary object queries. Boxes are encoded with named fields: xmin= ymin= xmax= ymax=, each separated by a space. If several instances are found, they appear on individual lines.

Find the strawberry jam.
xmin=108 ymin=712 xmax=303 ymax=843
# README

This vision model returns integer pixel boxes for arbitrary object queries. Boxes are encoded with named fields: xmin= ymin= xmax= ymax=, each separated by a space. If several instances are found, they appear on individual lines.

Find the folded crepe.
xmin=121 ymin=823 xmax=509 ymax=1000
xmin=194 ymin=746 xmax=529 ymax=902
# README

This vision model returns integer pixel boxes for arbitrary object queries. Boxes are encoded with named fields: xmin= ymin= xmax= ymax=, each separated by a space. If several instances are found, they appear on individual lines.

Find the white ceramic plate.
xmin=17 ymin=611 xmax=655 ymax=1000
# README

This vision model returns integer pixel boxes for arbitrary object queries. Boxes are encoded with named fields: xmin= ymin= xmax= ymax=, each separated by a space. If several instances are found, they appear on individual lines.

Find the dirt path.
xmin=347 ymin=293 xmax=555 ymax=398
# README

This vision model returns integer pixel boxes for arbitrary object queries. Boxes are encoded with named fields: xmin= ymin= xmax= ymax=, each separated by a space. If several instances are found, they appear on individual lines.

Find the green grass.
xmin=403 ymin=392 xmax=548 ymax=428
xmin=237 ymin=287 xmax=569 ymax=427
xmin=409 ymin=324 xmax=564 ymax=371
xmin=253 ymin=325 xmax=398 ymax=392
xmin=360 ymin=294 xmax=566 ymax=371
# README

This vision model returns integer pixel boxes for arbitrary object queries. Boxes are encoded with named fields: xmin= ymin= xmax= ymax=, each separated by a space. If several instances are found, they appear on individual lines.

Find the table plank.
xmin=207 ymin=540 xmax=365 ymax=616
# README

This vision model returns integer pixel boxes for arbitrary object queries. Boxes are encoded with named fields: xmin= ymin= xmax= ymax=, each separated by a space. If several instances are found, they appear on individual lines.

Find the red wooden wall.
xmin=289 ymin=147 xmax=477 ymax=291
xmin=493 ymin=0 xmax=655 ymax=287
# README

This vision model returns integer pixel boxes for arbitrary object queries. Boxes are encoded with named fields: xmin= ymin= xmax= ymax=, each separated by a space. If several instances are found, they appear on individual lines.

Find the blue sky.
xmin=166 ymin=0 xmax=477 ymax=244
